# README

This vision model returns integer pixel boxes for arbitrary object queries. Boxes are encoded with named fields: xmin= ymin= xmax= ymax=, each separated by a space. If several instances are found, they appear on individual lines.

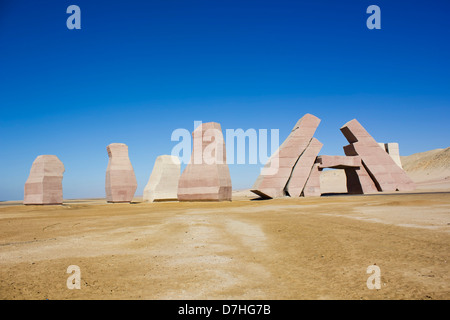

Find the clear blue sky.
xmin=1 ymin=0 xmax=449 ymax=200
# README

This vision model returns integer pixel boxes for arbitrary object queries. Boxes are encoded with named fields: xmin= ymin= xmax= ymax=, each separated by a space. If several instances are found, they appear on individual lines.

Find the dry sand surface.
xmin=1 ymin=147 xmax=449 ymax=300
xmin=1 ymin=191 xmax=449 ymax=300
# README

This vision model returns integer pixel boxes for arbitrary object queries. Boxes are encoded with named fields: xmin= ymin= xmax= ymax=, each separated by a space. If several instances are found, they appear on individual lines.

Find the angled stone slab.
xmin=143 ymin=155 xmax=180 ymax=202
xmin=378 ymin=142 xmax=387 ymax=151
xmin=341 ymin=145 xmax=381 ymax=194
xmin=344 ymin=166 xmax=379 ymax=194
xmin=303 ymin=163 xmax=321 ymax=197
xmin=251 ymin=114 xmax=321 ymax=199
xmin=385 ymin=143 xmax=403 ymax=169
xmin=24 ymin=155 xmax=65 ymax=205
xmin=317 ymin=155 xmax=361 ymax=169
xmin=178 ymin=122 xmax=232 ymax=201
xmin=341 ymin=119 xmax=415 ymax=192
xmin=286 ymin=137 xmax=323 ymax=197
xmin=105 ymin=143 xmax=137 ymax=203
xmin=378 ymin=142 xmax=403 ymax=169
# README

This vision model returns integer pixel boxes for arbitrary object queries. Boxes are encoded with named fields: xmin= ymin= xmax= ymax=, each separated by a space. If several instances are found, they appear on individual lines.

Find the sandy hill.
xmin=401 ymin=147 xmax=450 ymax=171
xmin=400 ymin=147 xmax=450 ymax=190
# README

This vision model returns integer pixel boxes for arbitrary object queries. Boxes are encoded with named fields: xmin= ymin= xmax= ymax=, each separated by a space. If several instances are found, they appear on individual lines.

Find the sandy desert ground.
xmin=0 ymin=148 xmax=449 ymax=300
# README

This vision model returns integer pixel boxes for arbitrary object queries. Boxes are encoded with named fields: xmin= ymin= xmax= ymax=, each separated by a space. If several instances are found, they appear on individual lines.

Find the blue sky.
xmin=0 ymin=0 xmax=449 ymax=200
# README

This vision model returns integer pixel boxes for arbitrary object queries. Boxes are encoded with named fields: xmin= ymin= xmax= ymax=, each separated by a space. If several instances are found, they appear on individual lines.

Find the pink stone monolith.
xmin=303 ymin=163 xmax=321 ymax=197
xmin=105 ymin=143 xmax=137 ymax=203
xmin=285 ymin=137 xmax=323 ymax=197
xmin=23 ymin=155 xmax=65 ymax=205
xmin=378 ymin=142 xmax=403 ymax=168
xmin=177 ymin=122 xmax=232 ymax=201
xmin=341 ymin=119 xmax=415 ymax=192
xmin=251 ymin=114 xmax=321 ymax=198
xmin=341 ymin=146 xmax=381 ymax=194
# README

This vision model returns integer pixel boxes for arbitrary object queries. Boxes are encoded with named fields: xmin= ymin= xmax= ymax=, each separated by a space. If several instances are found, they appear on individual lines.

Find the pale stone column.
xmin=143 ymin=155 xmax=180 ymax=202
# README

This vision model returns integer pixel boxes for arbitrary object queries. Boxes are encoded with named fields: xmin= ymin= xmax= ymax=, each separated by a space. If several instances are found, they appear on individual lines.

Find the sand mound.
xmin=401 ymin=148 xmax=450 ymax=190
xmin=401 ymin=147 xmax=450 ymax=171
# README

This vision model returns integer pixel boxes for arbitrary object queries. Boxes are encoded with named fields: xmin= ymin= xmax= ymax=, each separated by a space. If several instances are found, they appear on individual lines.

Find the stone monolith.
xmin=23 ymin=155 xmax=65 ymax=205
xmin=316 ymin=155 xmax=361 ymax=169
xmin=251 ymin=114 xmax=321 ymax=198
xmin=105 ymin=143 xmax=137 ymax=203
xmin=341 ymin=119 xmax=415 ymax=192
xmin=385 ymin=143 xmax=403 ymax=169
xmin=302 ymin=163 xmax=321 ymax=197
xmin=143 ymin=155 xmax=181 ymax=202
xmin=285 ymin=137 xmax=323 ymax=197
xmin=177 ymin=122 xmax=232 ymax=201
xmin=378 ymin=142 xmax=403 ymax=168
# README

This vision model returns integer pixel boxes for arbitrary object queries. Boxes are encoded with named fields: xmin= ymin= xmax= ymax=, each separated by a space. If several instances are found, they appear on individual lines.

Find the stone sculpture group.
xmin=250 ymin=115 xmax=415 ymax=198
xmin=23 ymin=114 xmax=415 ymax=204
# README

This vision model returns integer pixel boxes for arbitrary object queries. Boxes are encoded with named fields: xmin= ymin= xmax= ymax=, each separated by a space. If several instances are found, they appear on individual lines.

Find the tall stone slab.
xmin=24 ymin=155 xmax=65 ymax=205
xmin=143 ymin=155 xmax=180 ymax=202
xmin=302 ymin=163 xmax=321 ymax=197
xmin=385 ymin=143 xmax=403 ymax=169
xmin=378 ymin=142 xmax=387 ymax=151
xmin=343 ymin=166 xmax=377 ymax=194
xmin=378 ymin=142 xmax=403 ymax=168
xmin=177 ymin=122 xmax=232 ymax=201
xmin=105 ymin=143 xmax=137 ymax=203
xmin=251 ymin=114 xmax=321 ymax=199
xmin=316 ymin=155 xmax=361 ymax=169
xmin=341 ymin=119 xmax=415 ymax=192
xmin=285 ymin=137 xmax=323 ymax=197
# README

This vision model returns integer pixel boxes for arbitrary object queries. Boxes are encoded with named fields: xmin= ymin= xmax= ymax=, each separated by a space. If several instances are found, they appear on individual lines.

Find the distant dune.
xmin=401 ymin=147 xmax=450 ymax=171
xmin=401 ymin=147 xmax=450 ymax=190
